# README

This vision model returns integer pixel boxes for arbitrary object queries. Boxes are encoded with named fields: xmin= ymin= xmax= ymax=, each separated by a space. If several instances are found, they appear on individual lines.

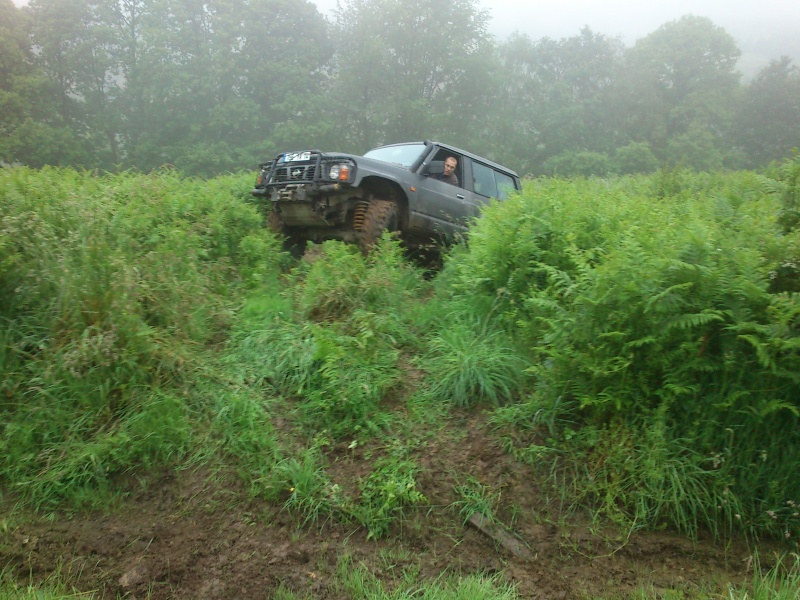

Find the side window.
xmin=431 ymin=149 xmax=463 ymax=187
xmin=495 ymin=171 xmax=516 ymax=200
xmin=472 ymin=162 xmax=497 ymax=198
xmin=473 ymin=161 xmax=517 ymax=200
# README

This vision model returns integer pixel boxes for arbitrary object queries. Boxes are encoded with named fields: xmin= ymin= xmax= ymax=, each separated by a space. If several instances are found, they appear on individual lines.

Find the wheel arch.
xmin=358 ymin=176 xmax=409 ymax=230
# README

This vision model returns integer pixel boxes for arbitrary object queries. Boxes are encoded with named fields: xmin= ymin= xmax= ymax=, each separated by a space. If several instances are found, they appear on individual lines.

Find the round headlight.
xmin=329 ymin=164 xmax=341 ymax=180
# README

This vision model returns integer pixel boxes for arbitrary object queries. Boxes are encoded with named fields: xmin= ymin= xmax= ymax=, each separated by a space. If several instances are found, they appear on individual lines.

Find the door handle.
xmin=456 ymin=194 xmax=465 ymax=199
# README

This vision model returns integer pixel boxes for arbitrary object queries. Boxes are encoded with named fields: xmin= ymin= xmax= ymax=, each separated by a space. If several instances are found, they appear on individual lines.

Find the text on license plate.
xmin=283 ymin=152 xmax=311 ymax=162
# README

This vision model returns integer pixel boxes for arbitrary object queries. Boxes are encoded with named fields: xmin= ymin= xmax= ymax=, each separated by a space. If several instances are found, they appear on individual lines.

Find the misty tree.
xmin=10 ymin=0 xmax=107 ymax=166
xmin=95 ymin=0 xmax=330 ymax=173
xmin=222 ymin=0 xmax=333 ymax=158
xmin=614 ymin=141 xmax=660 ymax=175
xmin=3 ymin=0 xmax=798 ymax=176
xmin=613 ymin=15 xmax=741 ymax=170
xmin=327 ymin=0 xmax=495 ymax=153
xmin=0 ymin=0 xmax=61 ymax=166
xmin=736 ymin=57 xmax=800 ymax=166
xmin=494 ymin=28 xmax=624 ymax=176
xmin=27 ymin=0 xmax=326 ymax=172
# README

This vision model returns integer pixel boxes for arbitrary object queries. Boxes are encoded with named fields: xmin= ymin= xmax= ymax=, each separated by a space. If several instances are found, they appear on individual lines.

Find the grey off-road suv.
xmin=251 ymin=140 xmax=521 ymax=250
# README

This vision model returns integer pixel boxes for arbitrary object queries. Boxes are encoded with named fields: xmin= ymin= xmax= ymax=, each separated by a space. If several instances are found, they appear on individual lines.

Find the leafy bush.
xmin=291 ymin=236 xmax=423 ymax=332
xmin=445 ymin=163 xmax=800 ymax=539
xmin=0 ymin=167 xmax=279 ymax=506
xmin=231 ymin=307 xmax=401 ymax=437
xmin=614 ymin=141 xmax=660 ymax=175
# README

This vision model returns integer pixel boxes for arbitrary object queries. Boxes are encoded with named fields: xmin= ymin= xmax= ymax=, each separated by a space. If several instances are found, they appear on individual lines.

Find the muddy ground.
xmin=1 ymin=413 xmax=768 ymax=599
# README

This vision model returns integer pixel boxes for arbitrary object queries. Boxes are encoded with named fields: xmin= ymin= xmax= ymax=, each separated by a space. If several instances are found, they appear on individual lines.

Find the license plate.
xmin=283 ymin=151 xmax=311 ymax=162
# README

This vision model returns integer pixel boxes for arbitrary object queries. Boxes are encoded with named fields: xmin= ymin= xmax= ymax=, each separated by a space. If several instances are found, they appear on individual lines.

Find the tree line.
xmin=1 ymin=0 xmax=799 ymax=177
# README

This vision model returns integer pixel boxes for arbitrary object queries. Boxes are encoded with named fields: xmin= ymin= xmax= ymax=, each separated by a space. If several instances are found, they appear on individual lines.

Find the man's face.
xmin=444 ymin=157 xmax=457 ymax=176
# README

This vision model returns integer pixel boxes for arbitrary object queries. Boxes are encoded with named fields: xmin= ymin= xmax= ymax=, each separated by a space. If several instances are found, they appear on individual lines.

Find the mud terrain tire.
xmin=268 ymin=207 xmax=305 ymax=257
xmin=358 ymin=199 xmax=398 ymax=252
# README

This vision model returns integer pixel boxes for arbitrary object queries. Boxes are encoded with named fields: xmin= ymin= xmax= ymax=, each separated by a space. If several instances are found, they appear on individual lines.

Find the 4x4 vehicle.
xmin=251 ymin=140 xmax=521 ymax=249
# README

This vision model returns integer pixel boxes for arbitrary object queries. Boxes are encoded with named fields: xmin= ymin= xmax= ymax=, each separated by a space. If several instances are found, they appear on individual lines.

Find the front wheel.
xmin=357 ymin=199 xmax=398 ymax=252
xmin=268 ymin=206 xmax=284 ymax=234
xmin=268 ymin=207 xmax=305 ymax=257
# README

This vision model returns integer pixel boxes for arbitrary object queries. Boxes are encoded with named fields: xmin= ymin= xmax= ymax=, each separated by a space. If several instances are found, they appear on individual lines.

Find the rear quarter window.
xmin=472 ymin=162 xmax=497 ymax=198
xmin=495 ymin=171 xmax=517 ymax=200
xmin=472 ymin=162 xmax=517 ymax=200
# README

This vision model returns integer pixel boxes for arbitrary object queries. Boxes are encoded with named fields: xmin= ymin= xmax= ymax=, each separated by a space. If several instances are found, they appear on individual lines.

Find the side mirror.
xmin=423 ymin=160 xmax=445 ymax=176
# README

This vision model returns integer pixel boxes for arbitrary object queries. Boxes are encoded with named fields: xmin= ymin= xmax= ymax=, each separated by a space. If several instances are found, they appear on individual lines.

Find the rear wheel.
xmin=357 ymin=199 xmax=398 ymax=252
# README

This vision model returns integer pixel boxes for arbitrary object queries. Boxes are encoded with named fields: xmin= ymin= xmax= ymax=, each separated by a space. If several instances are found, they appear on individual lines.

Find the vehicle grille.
xmin=269 ymin=163 xmax=318 ymax=184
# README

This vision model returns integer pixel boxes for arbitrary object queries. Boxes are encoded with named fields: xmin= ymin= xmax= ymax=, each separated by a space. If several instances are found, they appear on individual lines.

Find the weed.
xmin=423 ymin=317 xmax=528 ymax=407
xmin=271 ymin=446 xmax=353 ymax=528
xmin=452 ymin=476 xmax=500 ymax=525
xmin=355 ymin=454 xmax=427 ymax=540
xmin=334 ymin=554 xmax=519 ymax=599
xmin=728 ymin=553 xmax=800 ymax=600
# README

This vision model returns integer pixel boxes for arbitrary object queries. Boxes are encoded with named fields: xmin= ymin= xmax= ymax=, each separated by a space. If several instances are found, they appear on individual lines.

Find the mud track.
xmin=2 ymin=414 xmax=760 ymax=599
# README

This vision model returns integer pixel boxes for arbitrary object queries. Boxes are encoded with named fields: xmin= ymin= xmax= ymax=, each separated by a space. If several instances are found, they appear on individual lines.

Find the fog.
xmin=312 ymin=0 xmax=800 ymax=76
xmin=11 ymin=0 xmax=800 ymax=73
xmin=5 ymin=0 xmax=799 ymax=173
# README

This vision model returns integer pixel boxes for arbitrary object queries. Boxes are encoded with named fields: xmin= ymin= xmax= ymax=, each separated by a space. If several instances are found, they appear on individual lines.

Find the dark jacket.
xmin=436 ymin=172 xmax=459 ymax=186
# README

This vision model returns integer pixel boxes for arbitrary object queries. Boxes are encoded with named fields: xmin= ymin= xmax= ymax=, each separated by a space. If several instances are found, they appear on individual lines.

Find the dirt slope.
xmin=2 ymin=413 xmax=760 ymax=599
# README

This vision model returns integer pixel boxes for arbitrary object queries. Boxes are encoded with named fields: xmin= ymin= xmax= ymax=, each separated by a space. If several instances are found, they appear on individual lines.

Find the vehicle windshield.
xmin=362 ymin=143 xmax=426 ymax=168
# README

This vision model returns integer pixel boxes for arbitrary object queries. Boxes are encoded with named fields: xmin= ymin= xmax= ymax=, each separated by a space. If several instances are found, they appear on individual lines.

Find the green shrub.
xmin=298 ymin=322 xmax=399 ymax=436
xmin=446 ymin=164 xmax=800 ymax=539
xmin=614 ymin=141 xmax=660 ymax=175
xmin=291 ymin=236 xmax=424 ymax=331
xmin=0 ymin=167 xmax=278 ymax=507
xmin=229 ymin=236 xmax=427 ymax=438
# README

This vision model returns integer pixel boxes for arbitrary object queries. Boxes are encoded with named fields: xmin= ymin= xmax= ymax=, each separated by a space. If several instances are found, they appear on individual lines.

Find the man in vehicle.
xmin=436 ymin=156 xmax=459 ymax=186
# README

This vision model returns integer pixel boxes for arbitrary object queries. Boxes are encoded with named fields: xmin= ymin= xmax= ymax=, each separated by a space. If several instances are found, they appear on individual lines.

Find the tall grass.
xmin=228 ymin=237 xmax=427 ymax=437
xmin=4 ymin=159 xmax=800 ymax=551
xmin=423 ymin=317 xmax=528 ymax=407
xmin=0 ymin=167 xmax=281 ymax=506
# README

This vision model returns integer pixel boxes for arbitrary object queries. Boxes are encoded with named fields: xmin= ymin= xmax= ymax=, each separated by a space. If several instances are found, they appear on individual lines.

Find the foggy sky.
xmin=10 ymin=0 xmax=800 ymax=75
xmin=314 ymin=0 xmax=800 ymax=76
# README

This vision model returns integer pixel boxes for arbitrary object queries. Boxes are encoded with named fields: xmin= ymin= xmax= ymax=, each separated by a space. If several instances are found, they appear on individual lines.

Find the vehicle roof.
xmin=369 ymin=141 xmax=519 ymax=178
